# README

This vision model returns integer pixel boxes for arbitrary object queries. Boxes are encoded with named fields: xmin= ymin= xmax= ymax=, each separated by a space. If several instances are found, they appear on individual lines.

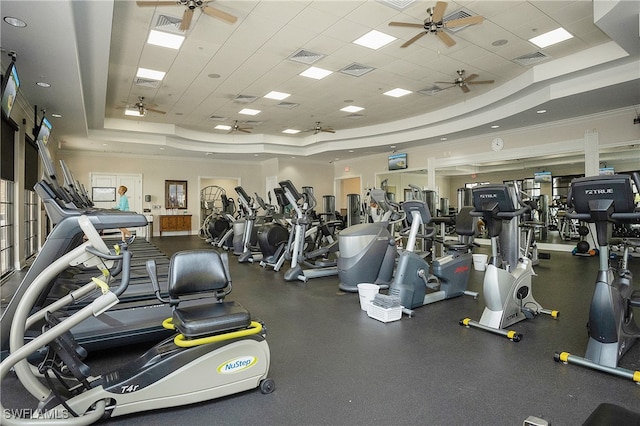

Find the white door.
xmin=91 ymin=173 xmax=144 ymax=236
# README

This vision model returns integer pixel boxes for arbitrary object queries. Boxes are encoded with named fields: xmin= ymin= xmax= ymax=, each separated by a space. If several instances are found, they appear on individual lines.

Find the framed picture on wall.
xmin=165 ymin=180 xmax=187 ymax=209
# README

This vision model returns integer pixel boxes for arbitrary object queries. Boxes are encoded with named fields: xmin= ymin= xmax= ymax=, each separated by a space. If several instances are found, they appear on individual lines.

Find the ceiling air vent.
xmin=233 ymin=94 xmax=258 ymax=103
xmin=418 ymin=85 xmax=446 ymax=95
xmin=339 ymin=63 xmax=375 ymax=77
xmin=346 ymin=114 xmax=365 ymax=120
xmin=288 ymin=49 xmax=325 ymax=65
xmin=444 ymin=9 xmax=474 ymax=33
xmin=512 ymin=51 xmax=551 ymax=66
xmin=377 ymin=0 xmax=417 ymax=11
xmin=154 ymin=13 xmax=184 ymax=34
xmin=209 ymin=115 xmax=226 ymax=121
xmin=243 ymin=120 xmax=262 ymax=126
xmin=275 ymin=102 xmax=299 ymax=109
xmin=133 ymin=77 xmax=161 ymax=88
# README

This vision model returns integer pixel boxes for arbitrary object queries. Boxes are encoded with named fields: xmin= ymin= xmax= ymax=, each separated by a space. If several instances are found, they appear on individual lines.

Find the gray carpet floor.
xmin=2 ymin=235 xmax=639 ymax=425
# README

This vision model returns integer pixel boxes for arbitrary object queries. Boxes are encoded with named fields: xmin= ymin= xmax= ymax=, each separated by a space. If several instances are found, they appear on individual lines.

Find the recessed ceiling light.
xmin=136 ymin=67 xmax=166 ymax=81
xmin=491 ymin=125 xmax=500 ymax=129
xmin=264 ymin=91 xmax=291 ymax=100
xmin=529 ymin=27 xmax=573 ymax=48
xmin=299 ymin=66 xmax=333 ymax=80
xmin=147 ymin=30 xmax=184 ymax=49
xmin=440 ymin=137 xmax=447 ymax=141
xmin=3 ymin=16 xmax=26 ymax=27
xmin=348 ymin=150 xmax=354 ymax=153
xmin=125 ymin=108 xmax=144 ymax=117
xmin=159 ymin=147 xmax=165 ymax=150
xmin=239 ymin=108 xmax=261 ymax=116
xmin=215 ymin=124 xmax=232 ymax=131
xmin=384 ymin=88 xmax=412 ymax=98
xmin=537 ymin=109 xmax=547 ymax=114
xmin=254 ymin=154 xmax=260 ymax=157
xmin=341 ymin=105 xmax=364 ymax=113
xmin=51 ymin=113 xmax=62 ymax=118
xmin=390 ymin=145 xmax=396 ymax=149
xmin=353 ymin=30 xmax=396 ymax=50
xmin=208 ymin=73 xmax=221 ymax=79
xmin=36 ymin=81 xmax=51 ymax=88
xmin=282 ymin=129 xmax=300 ymax=134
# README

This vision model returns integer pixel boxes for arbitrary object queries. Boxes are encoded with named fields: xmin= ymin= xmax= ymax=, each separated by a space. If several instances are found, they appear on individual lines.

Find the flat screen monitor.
xmin=35 ymin=116 xmax=52 ymax=145
xmin=388 ymin=153 xmax=407 ymax=171
xmin=1 ymin=62 xmax=20 ymax=119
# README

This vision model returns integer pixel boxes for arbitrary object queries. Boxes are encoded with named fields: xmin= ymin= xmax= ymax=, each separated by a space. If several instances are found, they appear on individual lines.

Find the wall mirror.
xmin=165 ymin=180 xmax=187 ymax=209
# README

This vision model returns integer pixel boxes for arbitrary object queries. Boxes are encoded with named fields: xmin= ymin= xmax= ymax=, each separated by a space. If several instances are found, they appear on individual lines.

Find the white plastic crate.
xmin=367 ymin=303 xmax=402 ymax=323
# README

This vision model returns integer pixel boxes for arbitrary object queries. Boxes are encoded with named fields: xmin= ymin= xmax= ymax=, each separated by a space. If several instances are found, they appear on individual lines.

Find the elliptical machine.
xmin=0 ymin=215 xmax=274 ymax=425
xmin=388 ymin=200 xmax=478 ymax=315
xmin=460 ymin=182 xmax=559 ymax=341
xmin=337 ymin=188 xmax=401 ymax=292
xmin=555 ymin=173 xmax=640 ymax=383
xmin=279 ymin=180 xmax=339 ymax=282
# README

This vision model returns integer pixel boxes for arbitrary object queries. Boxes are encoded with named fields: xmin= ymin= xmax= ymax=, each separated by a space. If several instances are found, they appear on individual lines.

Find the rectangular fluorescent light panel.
xmin=299 ymin=66 xmax=333 ymax=80
xmin=529 ymin=27 xmax=573 ymax=48
xmin=239 ymin=108 xmax=261 ymax=115
xmin=147 ymin=30 xmax=184 ymax=49
xmin=215 ymin=124 xmax=232 ymax=130
xmin=136 ymin=67 xmax=166 ymax=81
xmin=353 ymin=30 xmax=396 ymax=50
xmin=384 ymin=88 xmax=412 ymax=98
xmin=125 ymin=109 xmax=144 ymax=117
xmin=341 ymin=105 xmax=364 ymax=113
xmin=264 ymin=91 xmax=291 ymax=100
xmin=282 ymin=129 xmax=300 ymax=134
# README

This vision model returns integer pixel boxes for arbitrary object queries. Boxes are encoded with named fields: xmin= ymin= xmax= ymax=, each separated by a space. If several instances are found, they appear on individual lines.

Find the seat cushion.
xmin=173 ymin=301 xmax=251 ymax=338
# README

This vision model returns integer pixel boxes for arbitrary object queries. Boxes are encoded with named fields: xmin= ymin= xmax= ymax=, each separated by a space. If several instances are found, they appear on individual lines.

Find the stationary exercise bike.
xmin=0 ymin=215 xmax=274 ymax=425
xmin=388 ymin=200 xmax=478 ymax=315
xmin=555 ymin=173 xmax=640 ymax=383
xmin=460 ymin=183 xmax=559 ymax=341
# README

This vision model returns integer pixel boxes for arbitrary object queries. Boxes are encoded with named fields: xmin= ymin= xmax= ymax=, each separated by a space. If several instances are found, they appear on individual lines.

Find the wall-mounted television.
xmin=388 ymin=153 xmax=408 ymax=171
xmin=1 ymin=62 xmax=20 ymax=119
xmin=35 ymin=116 xmax=52 ymax=145
xmin=533 ymin=171 xmax=552 ymax=183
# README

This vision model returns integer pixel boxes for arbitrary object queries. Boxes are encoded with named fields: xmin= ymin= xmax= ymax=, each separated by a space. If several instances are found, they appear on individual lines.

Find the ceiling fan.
xmin=435 ymin=70 xmax=494 ymax=93
xmin=136 ymin=0 xmax=237 ymax=31
xmin=388 ymin=1 xmax=484 ymax=48
xmin=304 ymin=122 xmax=335 ymax=134
xmin=229 ymin=120 xmax=252 ymax=134
xmin=120 ymin=96 xmax=166 ymax=116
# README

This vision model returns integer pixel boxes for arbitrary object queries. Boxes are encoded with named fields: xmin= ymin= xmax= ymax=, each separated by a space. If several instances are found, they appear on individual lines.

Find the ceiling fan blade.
xmin=434 ymin=81 xmax=453 ymax=85
xmin=322 ymin=128 xmax=336 ymax=133
xmin=388 ymin=21 xmax=424 ymax=28
xmin=432 ymin=1 xmax=448 ymax=23
xmin=436 ymin=30 xmax=456 ymax=47
xmin=179 ymin=9 xmax=193 ymax=31
xmin=146 ymin=107 xmax=167 ymax=114
xmin=238 ymin=128 xmax=252 ymax=133
xmin=202 ymin=5 xmax=238 ymax=24
xmin=467 ymin=79 xmax=495 ymax=85
xmin=461 ymin=84 xmax=470 ymax=93
xmin=401 ymin=31 xmax=427 ymax=48
xmin=136 ymin=1 xmax=178 ymax=6
xmin=445 ymin=15 xmax=484 ymax=28
xmin=464 ymin=73 xmax=479 ymax=82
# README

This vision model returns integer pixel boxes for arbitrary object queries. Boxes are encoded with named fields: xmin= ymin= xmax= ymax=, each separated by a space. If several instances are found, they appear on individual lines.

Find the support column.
xmin=584 ymin=130 xmax=599 ymax=177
